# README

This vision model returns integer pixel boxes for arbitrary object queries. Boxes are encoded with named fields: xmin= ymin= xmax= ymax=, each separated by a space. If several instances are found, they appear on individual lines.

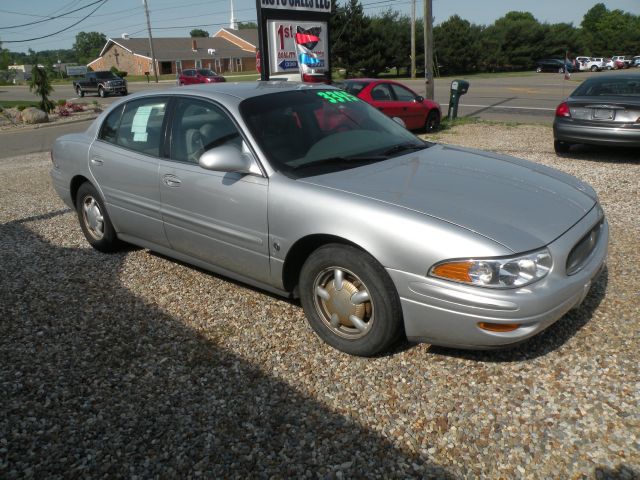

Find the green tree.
xmin=0 ymin=38 xmax=10 ymax=70
xmin=370 ymin=11 xmax=411 ymax=76
xmin=541 ymin=22 xmax=582 ymax=59
xmin=238 ymin=22 xmax=258 ymax=29
xmin=330 ymin=0 xmax=371 ymax=77
xmin=480 ymin=12 xmax=545 ymax=71
xmin=190 ymin=29 xmax=209 ymax=37
xmin=29 ymin=66 xmax=55 ymax=113
xmin=434 ymin=15 xmax=483 ymax=74
xmin=73 ymin=31 xmax=106 ymax=64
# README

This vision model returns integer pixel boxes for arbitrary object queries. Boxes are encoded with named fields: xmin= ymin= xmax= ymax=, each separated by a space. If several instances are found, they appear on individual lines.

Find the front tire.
xmin=121 ymin=89 xmax=128 ymax=96
xmin=76 ymin=86 xmax=84 ymax=97
xmin=554 ymin=140 xmax=571 ymax=155
xmin=299 ymin=244 xmax=404 ymax=356
xmin=98 ymin=87 xmax=106 ymax=98
xmin=76 ymin=182 xmax=120 ymax=252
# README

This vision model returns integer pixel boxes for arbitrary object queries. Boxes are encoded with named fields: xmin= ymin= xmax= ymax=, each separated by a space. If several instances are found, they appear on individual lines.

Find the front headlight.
xmin=429 ymin=248 xmax=552 ymax=289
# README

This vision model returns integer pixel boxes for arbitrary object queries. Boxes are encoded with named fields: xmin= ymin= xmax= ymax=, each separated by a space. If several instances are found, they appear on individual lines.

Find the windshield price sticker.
xmin=317 ymin=91 xmax=359 ymax=103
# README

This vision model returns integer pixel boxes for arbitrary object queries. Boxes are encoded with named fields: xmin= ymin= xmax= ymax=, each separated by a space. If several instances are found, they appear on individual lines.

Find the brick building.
xmin=88 ymin=28 xmax=258 ymax=75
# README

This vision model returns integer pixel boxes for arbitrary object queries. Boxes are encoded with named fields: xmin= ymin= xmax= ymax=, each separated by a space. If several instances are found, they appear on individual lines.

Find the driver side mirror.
xmin=199 ymin=145 xmax=256 ymax=174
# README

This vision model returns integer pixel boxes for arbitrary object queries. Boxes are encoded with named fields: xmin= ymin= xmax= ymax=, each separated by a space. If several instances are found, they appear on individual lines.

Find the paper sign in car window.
xmin=131 ymin=106 xmax=152 ymax=142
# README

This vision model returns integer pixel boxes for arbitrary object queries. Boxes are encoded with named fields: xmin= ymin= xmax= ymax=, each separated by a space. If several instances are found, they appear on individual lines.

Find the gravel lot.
xmin=1 ymin=124 xmax=638 ymax=479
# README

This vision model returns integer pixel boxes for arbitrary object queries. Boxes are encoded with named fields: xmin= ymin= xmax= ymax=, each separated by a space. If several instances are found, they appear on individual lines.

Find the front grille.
xmin=566 ymin=220 xmax=603 ymax=275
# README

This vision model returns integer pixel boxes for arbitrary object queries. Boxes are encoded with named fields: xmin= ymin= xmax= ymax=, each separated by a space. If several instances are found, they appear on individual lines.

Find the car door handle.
xmin=163 ymin=174 xmax=182 ymax=187
xmin=90 ymin=157 xmax=103 ymax=166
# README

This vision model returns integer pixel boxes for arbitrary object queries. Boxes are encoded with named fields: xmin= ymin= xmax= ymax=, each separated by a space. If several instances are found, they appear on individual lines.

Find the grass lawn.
xmin=0 ymin=100 xmax=40 ymax=109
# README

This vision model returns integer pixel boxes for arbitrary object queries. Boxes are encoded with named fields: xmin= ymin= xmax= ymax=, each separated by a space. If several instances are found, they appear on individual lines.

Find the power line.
xmin=0 ymin=0 xmax=106 ymax=30
xmin=1 ymin=0 xmax=108 ymax=43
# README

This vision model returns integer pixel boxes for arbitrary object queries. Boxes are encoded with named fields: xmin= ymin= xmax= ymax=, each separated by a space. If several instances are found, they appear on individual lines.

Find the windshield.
xmin=197 ymin=69 xmax=217 ymax=76
xmin=95 ymin=71 xmax=119 ymax=79
xmin=240 ymin=89 xmax=429 ymax=178
xmin=572 ymin=77 xmax=640 ymax=97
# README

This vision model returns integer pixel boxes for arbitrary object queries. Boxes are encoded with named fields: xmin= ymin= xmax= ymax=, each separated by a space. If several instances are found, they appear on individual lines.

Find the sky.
xmin=1 ymin=0 xmax=638 ymax=53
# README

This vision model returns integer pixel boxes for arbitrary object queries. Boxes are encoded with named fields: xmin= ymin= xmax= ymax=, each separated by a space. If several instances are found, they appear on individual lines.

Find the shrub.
xmin=109 ymin=66 xmax=128 ymax=78
xmin=17 ymin=105 xmax=27 ymax=111
xmin=65 ymin=102 xmax=85 ymax=112
xmin=29 ymin=66 xmax=56 ymax=113
xmin=57 ymin=99 xmax=67 ymax=107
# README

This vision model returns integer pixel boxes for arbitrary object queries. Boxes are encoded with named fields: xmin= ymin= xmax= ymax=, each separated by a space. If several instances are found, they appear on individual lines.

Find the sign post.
xmin=256 ymin=0 xmax=332 ymax=82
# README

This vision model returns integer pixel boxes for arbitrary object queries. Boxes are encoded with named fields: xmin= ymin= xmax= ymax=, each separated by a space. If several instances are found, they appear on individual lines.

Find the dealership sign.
xmin=260 ymin=0 xmax=330 ymax=12
xmin=256 ymin=0 xmax=331 ymax=81
xmin=267 ymin=20 xmax=328 ymax=75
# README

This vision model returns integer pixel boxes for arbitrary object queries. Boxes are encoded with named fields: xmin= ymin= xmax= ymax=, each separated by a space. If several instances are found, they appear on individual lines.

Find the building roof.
xmin=214 ymin=28 xmax=258 ymax=48
xmin=98 ymin=36 xmax=255 ymax=61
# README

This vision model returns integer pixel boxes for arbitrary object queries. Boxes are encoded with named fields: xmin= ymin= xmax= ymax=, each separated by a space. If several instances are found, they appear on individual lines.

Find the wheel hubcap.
xmin=313 ymin=267 xmax=373 ymax=339
xmin=82 ymin=196 xmax=104 ymax=240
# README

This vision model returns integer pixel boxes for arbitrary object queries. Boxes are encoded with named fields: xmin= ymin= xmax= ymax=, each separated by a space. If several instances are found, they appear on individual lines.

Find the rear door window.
xmin=114 ymin=97 xmax=169 ymax=157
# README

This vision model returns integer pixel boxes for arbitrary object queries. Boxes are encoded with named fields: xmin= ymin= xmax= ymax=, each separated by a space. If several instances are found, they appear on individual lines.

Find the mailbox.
xmin=447 ymin=79 xmax=470 ymax=120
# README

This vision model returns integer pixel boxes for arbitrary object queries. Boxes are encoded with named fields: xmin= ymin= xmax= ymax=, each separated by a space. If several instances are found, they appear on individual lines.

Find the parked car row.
xmin=537 ymin=55 xmax=640 ymax=74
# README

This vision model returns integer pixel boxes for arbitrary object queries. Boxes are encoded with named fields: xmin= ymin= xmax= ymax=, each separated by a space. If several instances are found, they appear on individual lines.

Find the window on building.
xmin=195 ymin=59 xmax=202 ymax=69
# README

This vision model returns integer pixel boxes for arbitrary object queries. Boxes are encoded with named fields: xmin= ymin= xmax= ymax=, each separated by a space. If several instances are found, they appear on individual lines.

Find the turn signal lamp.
xmin=477 ymin=322 xmax=520 ymax=333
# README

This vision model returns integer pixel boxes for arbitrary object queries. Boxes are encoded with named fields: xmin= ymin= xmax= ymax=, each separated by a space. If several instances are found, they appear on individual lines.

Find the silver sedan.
xmin=51 ymin=82 xmax=608 ymax=356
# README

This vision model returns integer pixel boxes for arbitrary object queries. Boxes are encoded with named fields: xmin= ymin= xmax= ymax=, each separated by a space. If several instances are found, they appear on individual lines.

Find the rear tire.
xmin=536 ymin=66 xmax=542 ymax=73
xmin=76 ymin=182 xmax=120 ymax=252
xmin=554 ymin=140 xmax=571 ymax=155
xmin=590 ymin=65 xmax=598 ymax=72
xmin=299 ymin=244 xmax=404 ymax=357
xmin=425 ymin=110 xmax=440 ymax=133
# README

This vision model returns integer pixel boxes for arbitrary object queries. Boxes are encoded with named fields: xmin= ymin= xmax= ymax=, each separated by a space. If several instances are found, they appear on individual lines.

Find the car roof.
xmin=132 ymin=81 xmax=335 ymax=101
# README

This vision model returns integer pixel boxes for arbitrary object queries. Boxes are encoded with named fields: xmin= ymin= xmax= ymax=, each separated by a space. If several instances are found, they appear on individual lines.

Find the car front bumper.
xmin=103 ymin=84 xmax=127 ymax=93
xmin=554 ymin=119 xmax=640 ymax=147
xmin=388 ymin=205 xmax=608 ymax=349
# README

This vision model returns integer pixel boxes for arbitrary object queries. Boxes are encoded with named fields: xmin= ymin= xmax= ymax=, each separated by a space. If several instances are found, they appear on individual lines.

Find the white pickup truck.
xmin=576 ymin=57 xmax=604 ymax=72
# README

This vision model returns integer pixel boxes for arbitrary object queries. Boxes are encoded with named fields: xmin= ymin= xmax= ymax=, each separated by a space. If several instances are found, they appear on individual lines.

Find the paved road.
xmin=2 ymin=69 xmax=625 ymax=125
xmin=0 ymin=121 xmax=93 ymax=159
xmin=0 ymin=69 xmax=633 ymax=158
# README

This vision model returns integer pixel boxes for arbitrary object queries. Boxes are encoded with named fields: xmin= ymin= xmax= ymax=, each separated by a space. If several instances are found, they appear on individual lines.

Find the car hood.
xmin=299 ymin=144 xmax=597 ymax=252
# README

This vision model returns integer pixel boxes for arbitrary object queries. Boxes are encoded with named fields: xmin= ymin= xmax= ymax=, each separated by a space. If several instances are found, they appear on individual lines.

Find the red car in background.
xmin=342 ymin=78 xmax=441 ymax=132
xmin=178 ymin=69 xmax=226 ymax=85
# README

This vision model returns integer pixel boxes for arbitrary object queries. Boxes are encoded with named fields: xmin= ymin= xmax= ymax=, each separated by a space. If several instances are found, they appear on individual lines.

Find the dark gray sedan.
xmin=51 ymin=83 xmax=608 ymax=356
xmin=554 ymin=73 xmax=640 ymax=154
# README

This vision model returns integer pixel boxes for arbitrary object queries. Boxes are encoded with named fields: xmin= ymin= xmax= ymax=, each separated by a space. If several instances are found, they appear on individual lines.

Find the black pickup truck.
xmin=73 ymin=71 xmax=128 ymax=98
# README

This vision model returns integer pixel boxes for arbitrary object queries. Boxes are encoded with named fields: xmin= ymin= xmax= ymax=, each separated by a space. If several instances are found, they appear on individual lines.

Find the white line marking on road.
xmin=445 ymin=103 xmax=555 ymax=111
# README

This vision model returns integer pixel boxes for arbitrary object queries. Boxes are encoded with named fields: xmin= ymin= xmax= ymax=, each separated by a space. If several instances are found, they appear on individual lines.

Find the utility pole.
xmin=423 ymin=0 xmax=434 ymax=99
xmin=143 ymin=0 xmax=159 ymax=83
xmin=410 ymin=0 xmax=415 ymax=79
